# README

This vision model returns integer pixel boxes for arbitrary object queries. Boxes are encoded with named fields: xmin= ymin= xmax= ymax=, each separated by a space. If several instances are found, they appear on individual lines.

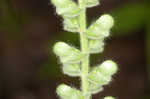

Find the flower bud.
xmin=88 ymin=67 xmax=111 ymax=86
xmin=60 ymin=52 xmax=85 ymax=64
xmin=53 ymin=42 xmax=85 ymax=64
xmin=97 ymin=14 xmax=114 ymax=30
xmin=56 ymin=84 xmax=83 ymax=99
xmin=51 ymin=0 xmax=81 ymax=17
xmin=89 ymin=39 xmax=104 ymax=54
xmin=85 ymin=14 xmax=114 ymax=40
xmin=104 ymin=96 xmax=115 ymax=99
xmin=53 ymin=42 xmax=74 ymax=57
xmin=51 ymin=0 xmax=69 ymax=7
xmin=89 ymin=83 xmax=103 ymax=94
xmin=86 ymin=0 xmax=99 ymax=8
xmin=63 ymin=17 xmax=79 ymax=33
xmin=86 ymin=23 xmax=109 ymax=40
xmin=98 ymin=60 xmax=118 ymax=76
xmin=63 ymin=64 xmax=81 ymax=77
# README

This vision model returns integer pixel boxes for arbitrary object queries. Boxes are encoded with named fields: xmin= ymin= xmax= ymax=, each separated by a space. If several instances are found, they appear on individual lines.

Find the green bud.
xmin=56 ymin=84 xmax=84 ymax=99
xmin=63 ymin=64 xmax=81 ymax=77
xmin=53 ymin=42 xmax=85 ymax=64
xmin=104 ymin=96 xmax=115 ymax=99
xmin=86 ymin=0 xmax=99 ymax=8
xmin=86 ymin=22 xmax=109 ymax=40
xmin=88 ymin=67 xmax=111 ymax=86
xmin=89 ymin=83 xmax=103 ymax=94
xmin=63 ymin=17 xmax=79 ymax=33
xmin=51 ymin=0 xmax=81 ymax=17
xmin=85 ymin=14 xmax=114 ymax=40
xmin=89 ymin=39 xmax=104 ymax=54
xmin=53 ymin=42 xmax=74 ymax=57
xmin=51 ymin=0 xmax=69 ymax=7
xmin=99 ymin=60 xmax=118 ymax=76
xmin=60 ymin=52 xmax=85 ymax=64
xmin=97 ymin=14 xmax=114 ymax=30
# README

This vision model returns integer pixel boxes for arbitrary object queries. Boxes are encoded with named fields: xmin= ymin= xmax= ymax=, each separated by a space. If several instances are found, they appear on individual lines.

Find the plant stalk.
xmin=78 ymin=0 xmax=90 ymax=99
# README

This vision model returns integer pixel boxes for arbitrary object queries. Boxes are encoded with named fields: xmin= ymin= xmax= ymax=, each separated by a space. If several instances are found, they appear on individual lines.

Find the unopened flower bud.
xmin=63 ymin=17 xmax=79 ymax=33
xmin=63 ymin=64 xmax=81 ymax=77
xmin=53 ymin=42 xmax=74 ymax=57
xmin=86 ymin=0 xmax=99 ymax=8
xmin=86 ymin=14 xmax=114 ymax=40
xmin=51 ymin=0 xmax=69 ymax=7
xmin=89 ymin=39 xmax=104 ymax=54
xmin=97 ymin=14 xmax=114 ymax=30
xmin=51 ymin=0 xmax=81 ymax=17
xmin=99 ymin=60 xmax=118 ymax=76
xmin=88 ymin=67 xmax=111 ymax=86
xmin=60 ymin=52 xmax=85 ymax=64
xmin=56 ymin=84 xmax=83 ymax=99
xmin=89 ymin=83 xmax=103 ymax=94
xmin=53 ymin=42 xmax=85 ymax=64
xmin=104 ymin=96 xmax=115 ymax=99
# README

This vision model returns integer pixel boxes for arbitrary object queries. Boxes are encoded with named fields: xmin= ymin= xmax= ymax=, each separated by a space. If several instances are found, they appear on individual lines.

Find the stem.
xmin=78 ymin=0 xmax=90 ymax=99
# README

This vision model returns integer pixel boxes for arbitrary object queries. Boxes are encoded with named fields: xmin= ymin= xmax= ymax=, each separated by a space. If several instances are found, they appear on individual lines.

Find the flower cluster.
xmin=51 ymin=0 xmax=118 ymax=99
xmin=88 ymin=60 xmax=118 ymax=94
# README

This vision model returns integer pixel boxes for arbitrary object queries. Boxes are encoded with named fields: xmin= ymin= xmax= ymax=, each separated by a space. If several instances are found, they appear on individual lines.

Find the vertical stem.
xmin=78 ymin=0 xmax=90 ymax=99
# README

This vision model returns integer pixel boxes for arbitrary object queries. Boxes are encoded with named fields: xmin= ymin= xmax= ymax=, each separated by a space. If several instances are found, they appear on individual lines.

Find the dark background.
xmin=0 ymin=0 xmax=150 ymax=99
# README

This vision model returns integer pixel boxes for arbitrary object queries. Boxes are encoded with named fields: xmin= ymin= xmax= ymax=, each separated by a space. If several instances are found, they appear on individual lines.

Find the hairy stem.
xmin=78 ymin=0 xmax=90 ymax=99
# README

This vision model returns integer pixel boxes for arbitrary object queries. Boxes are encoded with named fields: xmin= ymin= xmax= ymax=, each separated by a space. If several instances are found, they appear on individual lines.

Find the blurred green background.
xmin=0 ymin=0 xmax=150 ymax=99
